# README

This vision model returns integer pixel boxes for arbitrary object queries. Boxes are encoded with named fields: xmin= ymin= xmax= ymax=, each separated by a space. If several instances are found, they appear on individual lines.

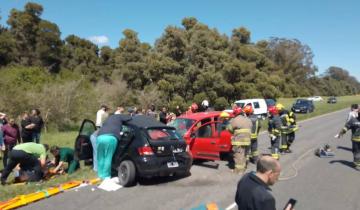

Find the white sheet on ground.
xmin=98 ymin=177 xmax=123 ymax=191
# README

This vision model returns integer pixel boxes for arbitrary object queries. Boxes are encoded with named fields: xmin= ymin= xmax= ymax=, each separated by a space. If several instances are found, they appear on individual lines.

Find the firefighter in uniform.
xmin=268 ymin=106 xmax=282 ymax=160
xmin=276 ymin=104 xmax=298 ymax=153
xmin=226 ymin=106 xmax=252 ymax=173
xmin=243 ymin=105 xmax=261 ymax=163
xmin=337 ymin=111 xmax=360 ymax=169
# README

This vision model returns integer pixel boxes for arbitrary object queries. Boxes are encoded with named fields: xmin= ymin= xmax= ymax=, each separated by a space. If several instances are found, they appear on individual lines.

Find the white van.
xmin=234 ymin=99 xmax=268 ymax=116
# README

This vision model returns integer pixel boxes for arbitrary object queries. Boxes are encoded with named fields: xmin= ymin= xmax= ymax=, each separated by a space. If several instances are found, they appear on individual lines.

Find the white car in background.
xmin=307 ymin=96 xmax=323 ymax=101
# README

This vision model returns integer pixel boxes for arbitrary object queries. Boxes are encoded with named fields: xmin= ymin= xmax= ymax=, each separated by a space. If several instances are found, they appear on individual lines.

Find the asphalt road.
xmin=21 ymin=109 xmax=360 ymax=210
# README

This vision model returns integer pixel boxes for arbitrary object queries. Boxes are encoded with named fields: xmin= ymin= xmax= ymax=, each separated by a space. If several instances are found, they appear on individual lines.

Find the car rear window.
xmin=147 ymin=128 xmax=182 ymax=141
xmin=168 ymin=118 xmax=196 ymax=136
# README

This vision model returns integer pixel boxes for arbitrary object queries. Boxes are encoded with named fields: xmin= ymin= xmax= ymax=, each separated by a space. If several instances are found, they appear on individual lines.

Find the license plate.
xmin=167 ymin=161 xmax=179 ymax=168
xmin=295 ymin=109 xmax=300 ymax=112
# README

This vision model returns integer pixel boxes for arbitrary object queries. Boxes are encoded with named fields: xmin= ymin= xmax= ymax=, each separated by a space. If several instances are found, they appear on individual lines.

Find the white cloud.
xmin=88 ymin=35 xmax=109 ymax=45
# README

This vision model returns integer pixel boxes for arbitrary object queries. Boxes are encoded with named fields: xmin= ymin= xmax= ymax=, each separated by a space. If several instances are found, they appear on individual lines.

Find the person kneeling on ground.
xmin=50 ymin=146 xmax=79 ymax=174
xmin=1 ymin=142 xmax=49 ymax=185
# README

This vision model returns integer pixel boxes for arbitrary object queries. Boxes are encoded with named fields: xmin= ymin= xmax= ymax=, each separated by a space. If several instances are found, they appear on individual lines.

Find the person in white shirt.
xmin=96 ymin=105 xmax=109 ymax=128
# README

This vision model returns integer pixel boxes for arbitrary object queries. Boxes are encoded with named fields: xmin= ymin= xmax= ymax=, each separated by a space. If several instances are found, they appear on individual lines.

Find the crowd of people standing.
xmin=0 ymin=109 xmax=44 ymax=168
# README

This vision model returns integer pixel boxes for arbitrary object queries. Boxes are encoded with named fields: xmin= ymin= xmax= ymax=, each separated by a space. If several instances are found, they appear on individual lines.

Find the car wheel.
xmin=118 ymin=160 xmax=136 ymax=187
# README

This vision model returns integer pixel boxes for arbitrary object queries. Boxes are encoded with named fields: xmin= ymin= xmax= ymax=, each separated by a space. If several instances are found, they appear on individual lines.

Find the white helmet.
xmin=201 ymin=100 xmax=209 ymax=107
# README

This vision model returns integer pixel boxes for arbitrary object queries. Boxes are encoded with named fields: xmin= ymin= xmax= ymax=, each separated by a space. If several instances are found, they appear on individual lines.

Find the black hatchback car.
xmin=291 ymin=99 xmax=315 ymax=113
xmin=74 ymin=115 xmax=192 ymax=187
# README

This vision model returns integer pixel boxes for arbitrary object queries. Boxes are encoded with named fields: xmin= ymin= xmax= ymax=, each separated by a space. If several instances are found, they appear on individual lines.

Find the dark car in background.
xmin=327 ymin=96 xmax=337 ymax=104
xmin=75 ymin=116 xmax=192 ymax=187
xmin=291 ymin=99 xmax=315 ymax=113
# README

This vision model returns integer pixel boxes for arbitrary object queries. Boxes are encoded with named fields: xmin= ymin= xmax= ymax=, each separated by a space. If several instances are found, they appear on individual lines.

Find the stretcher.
xmin=0 ymin=178 xmax=100 ymax=210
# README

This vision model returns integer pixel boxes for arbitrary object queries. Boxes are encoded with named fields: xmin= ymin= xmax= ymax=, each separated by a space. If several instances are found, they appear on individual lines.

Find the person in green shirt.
xmin=50 ymin=146 xmax=79 ymax=174
xmin=1 ymin=142 xmax=48 ymax=185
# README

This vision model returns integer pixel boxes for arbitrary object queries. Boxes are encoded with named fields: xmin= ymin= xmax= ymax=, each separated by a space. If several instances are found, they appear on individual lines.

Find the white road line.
xmin=225 ymin=202 xmax=237 ymax=210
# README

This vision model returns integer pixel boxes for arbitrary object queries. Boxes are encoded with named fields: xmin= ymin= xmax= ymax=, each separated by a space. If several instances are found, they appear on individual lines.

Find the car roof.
xmin=124 ymin=115 xmax=172 ymax=129
xmin=235 ymin=98 xmax=265 ymax=102
xmin=178 ymin=111 xmax=221 ymax=120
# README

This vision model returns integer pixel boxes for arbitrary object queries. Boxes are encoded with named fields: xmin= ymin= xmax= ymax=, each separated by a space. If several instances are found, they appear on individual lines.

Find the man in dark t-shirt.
xmin=21 ymin=112 xmax=34 ymax=142
xmin=30 ymin=109 xmax=44 ymax=143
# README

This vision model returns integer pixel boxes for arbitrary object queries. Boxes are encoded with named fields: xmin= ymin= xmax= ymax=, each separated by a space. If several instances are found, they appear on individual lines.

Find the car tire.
xmin=118 ymin=160 xmax=136 ymax=187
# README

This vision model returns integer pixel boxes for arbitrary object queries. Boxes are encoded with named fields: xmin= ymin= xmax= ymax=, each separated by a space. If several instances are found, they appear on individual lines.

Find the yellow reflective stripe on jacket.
xmin=280 ymin=144 xmax=288 ymax=149
xmin=272 ymin=129 xmax=281 ymax=135
xmin=232 ymin=141 xmax=251 ymax=146
xmin=352 ymin=137 xmax=360 ymax=142
xmin=235 ymin=164 xmax=246 ymax=169
xmin=234 ymin=128 xmax=251 ymax=135
xmin=290 ymin=125 xmax=299 ymax=132
xmin=251 ymin=120 xmax=259 ymax=139
xmin=271 ymin=153 xmax=280 ymax=160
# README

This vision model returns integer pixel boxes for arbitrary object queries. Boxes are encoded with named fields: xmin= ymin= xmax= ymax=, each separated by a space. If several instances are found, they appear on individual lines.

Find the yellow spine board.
xmin=0 ymin=181 xmax=82 ymax=210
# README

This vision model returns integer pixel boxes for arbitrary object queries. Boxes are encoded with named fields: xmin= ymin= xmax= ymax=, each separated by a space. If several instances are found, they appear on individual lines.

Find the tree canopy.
xmin=0 ymin=3 xmax=359 ymax=130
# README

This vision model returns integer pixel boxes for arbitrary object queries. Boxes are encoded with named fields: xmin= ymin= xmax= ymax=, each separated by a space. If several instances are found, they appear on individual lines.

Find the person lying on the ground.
xmin=50 ymin=146 xmax=79 ymax=174
xmin=1 ymin=142 xmax=49 ymax=185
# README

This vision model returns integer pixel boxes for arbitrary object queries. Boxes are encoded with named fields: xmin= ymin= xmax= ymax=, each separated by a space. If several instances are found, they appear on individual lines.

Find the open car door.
xmin=189 ymin=121 xmax=221 ymax=160
xmin=74 ymin=119 xmax=96 ymax=160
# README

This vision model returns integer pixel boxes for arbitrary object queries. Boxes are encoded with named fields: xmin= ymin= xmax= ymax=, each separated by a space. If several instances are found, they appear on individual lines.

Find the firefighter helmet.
xmin=201 ymin=100 xmax=209 ymax=108
xmin=233 ymin=106 xmax=242 ymax=116
xmin=268 ymin=106 xmax=278 ymax=115
xmin=276 ymin=103 xmax=284 ymax=111
xmin=220 ymin=111 xmax=230 ymax=118
xmin=243 ymin=105 xmax=253 ymax=115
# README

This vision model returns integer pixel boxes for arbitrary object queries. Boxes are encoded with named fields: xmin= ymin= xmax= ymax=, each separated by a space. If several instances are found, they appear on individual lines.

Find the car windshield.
xmin=296 ymin=100 xmax=308 ymax=105
xmin=168 ymin=118 xmax=196 ymax=136
xmin=235 ymin=102 xmax=245 ymax=108
xmin=147 ymin=128 xmax=183 ymax=141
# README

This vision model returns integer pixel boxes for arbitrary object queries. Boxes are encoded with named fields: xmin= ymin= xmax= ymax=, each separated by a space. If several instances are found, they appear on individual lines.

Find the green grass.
xmin=1 ymin=95 xmax=359 ymax=201
xmin=0 ymin=131 xmax=97 ymax=201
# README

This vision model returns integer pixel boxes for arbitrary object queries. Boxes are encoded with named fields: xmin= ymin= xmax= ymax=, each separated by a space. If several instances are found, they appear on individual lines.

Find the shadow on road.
xmin=329 ymin=160 xmax=356 ymax=170
xmin=336 ymin=146 xmax=352 ymax=152
xmin=137 ymin=173 xmax=191 ymax=186
xmin=193 ymin=161 xmax=220 ymax=169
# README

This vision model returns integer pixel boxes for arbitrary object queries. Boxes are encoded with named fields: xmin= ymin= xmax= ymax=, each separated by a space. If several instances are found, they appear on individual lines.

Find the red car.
xmin=168 ymin=111 xmax=232 ymax=160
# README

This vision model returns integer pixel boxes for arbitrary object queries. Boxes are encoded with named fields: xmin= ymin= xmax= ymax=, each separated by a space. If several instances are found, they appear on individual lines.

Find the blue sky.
xmin=1 ymin=0 xmax=360 ymax=80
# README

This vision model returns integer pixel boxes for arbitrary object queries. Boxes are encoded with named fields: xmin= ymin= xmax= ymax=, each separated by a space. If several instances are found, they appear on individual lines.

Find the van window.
xmin=254 ymin=102 xmax=260 ymax=109
xmin=235 ymin=103 xmax=245 ymax=108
